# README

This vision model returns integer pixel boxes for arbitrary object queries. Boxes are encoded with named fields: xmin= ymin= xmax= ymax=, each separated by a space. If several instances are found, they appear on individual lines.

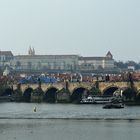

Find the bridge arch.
xmin=23 ymin=87 xmax=33 ymax=102
xmin=122 ymin=87 xmax=137 ymax=101
xmin=44 ymin=87 xmax=58 ymax=103
xmin=71 ymin=87 xmax=89 ymax=103
xmin=137 ymin=89 xmax=140 ymax=95
xmin=135 ymin=89 xmax=140 ymax=102
xmin=103 ymin=86 xmax=119 ymax=96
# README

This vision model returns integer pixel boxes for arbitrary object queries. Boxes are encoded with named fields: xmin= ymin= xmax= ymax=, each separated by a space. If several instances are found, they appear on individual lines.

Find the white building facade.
xmin=12 ymin=48 xmax=79 ymax=71
xmin=0 ymin=51 xmax=13 ymax=67
xmin=78 ymin=51 xmax=114 ymax=71
xmin=3 ymin=48 xmax=114 ymax=72
xmin=12 ymin=55 xmax=79 ymax=71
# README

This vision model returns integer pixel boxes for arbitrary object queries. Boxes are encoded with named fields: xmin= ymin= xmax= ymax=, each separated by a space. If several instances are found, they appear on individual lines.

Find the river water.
xmin=0 ymin=103 xmax=140 ymax=140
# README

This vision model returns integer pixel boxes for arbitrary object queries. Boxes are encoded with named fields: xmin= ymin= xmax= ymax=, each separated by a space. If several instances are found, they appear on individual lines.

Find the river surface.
xmin=0 ymin=103 xmax=140 ymax=140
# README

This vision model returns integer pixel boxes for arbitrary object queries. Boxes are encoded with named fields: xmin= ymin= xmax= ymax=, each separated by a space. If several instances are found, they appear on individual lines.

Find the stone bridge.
xmin=8 ymin=81 xmax=140 ymax=103
xmin=13 ymin=81 xmax=140 ymax=95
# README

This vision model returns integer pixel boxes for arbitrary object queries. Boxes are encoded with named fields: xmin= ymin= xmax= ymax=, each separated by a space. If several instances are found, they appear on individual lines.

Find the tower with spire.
xmin=106 ymin=51 xmax=113 ymax=59
xmin=28 ymin=46 xmax=35 ymax=56
xmin=32 ymin=48 xmax=35 ymax=55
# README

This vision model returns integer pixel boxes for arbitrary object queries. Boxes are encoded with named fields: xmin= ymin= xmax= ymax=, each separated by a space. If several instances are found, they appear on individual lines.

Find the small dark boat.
xmin=0 ymin=96 xmax=14 ymax=102
xmin=103 ymin=103 xmax=124 ymax=109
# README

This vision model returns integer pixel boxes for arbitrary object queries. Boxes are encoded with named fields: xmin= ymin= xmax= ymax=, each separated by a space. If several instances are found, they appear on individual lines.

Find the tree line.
xmin=114 ymin=61 xmax=140 ymax=70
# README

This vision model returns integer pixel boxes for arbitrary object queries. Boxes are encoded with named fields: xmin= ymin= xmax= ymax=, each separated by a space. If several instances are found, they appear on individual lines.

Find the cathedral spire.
xmin=32 ymin=47 xmax=35 ymax=55
xmin=28 ymin=46 xmax=32 ymax=55
xmin=28 ymin=46 xmax=35 ymax=56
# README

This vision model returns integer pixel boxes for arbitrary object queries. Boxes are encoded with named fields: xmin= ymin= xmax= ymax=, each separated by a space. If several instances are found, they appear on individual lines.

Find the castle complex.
xmin=0 ymin=48 xmax=114 ymax=72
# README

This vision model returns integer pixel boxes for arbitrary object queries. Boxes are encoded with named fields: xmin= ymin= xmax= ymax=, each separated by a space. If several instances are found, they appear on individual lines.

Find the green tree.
xmin=90 ymin=87 xmax=101 ymax=95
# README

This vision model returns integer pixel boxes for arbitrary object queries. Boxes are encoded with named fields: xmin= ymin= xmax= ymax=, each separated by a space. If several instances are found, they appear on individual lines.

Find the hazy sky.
xmin=0 ymin=0 xmax=140 ymax=62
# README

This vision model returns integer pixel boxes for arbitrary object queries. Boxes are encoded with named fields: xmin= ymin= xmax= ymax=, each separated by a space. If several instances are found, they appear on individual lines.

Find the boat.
xmin=80 ymin=96 xmax=95 ymax=104
xmin=93 ymin=96 xmax=113 ymax=104
xmin=102 ymin=103 xmax=124 ymax=109
xmin=0 ymin=96 xmax=14 ymax=102
xmin=80 ymin=95 xmax=114 ymax=104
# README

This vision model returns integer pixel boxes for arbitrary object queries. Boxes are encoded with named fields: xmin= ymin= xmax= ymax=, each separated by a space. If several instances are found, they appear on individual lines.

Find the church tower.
xmin=28 ymin=46 xmax=32 ymax=55
xmin=28 ymin=46 xmax=35 ymax=56
xmin=32 ymin=48 xmax=35 ymax=55
xmin=106 ymin=51 xmax=113 ymax=59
